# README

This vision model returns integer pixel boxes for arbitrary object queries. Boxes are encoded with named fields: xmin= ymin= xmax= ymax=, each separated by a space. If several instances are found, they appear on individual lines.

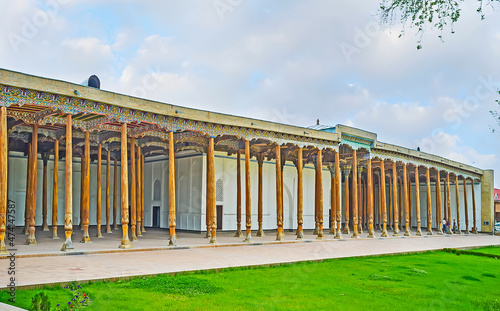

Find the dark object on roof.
xmin=81 ymin=75 xmax=100 ymax=89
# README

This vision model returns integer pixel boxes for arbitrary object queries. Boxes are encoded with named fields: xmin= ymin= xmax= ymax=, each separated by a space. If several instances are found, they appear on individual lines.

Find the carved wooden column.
xmin=106 ymin=150 xmax=112 ymax=233
xmin=257 ymin=155 xmax=265 ymax=237
xmin=415 ymin=166 xmax=422 ymax=235
xmin=61 ymin=115 xmax=74 ymax=251
xmin=471 ymin=178 xmax=477 ymax=233
xmin=314 ymin=153 xmax=320 ymax=236
xmin=24 ymin=143 xmax=31 ymax=235
xmin=0 ymin=106 xmax=8 ymax=254
xmin=392 ymin=162 xmax=399 ymax=236
xmin=136 ymin=146 xmax=142 ymax=237
xmin=351 ymin=150 xmax=358 ymax=238
xmin=119 ymin=123 xmax=132 ymax=249
xmin=342 ymin=165 xmax=351 ymax=235
xmin=141 ymin=155 xmax=145 ymax=232
xmin=398 ymin=178 xmax=403 ymax=232
xmin=380 ymin=160 xmax=388 ymax=237
xmin=79 ymin=155 xmax=84 ymax=230
xmin=51 ymin=140 xmax=59 ymax=239
xmin=26 ymin=123 xmax=38 ymax=245
xmin=377 ymin=173 xmax=383 ymax=231
xmin=168 ymin=131 xmax=177 ymax=245
xmin=403 ymin=163 xmax=411 ymax=236
xmin=388 ymin=174 xmax=393 ymax=230
xmin=455 ymin=175 xmax=461 ymax=234
xmin=275 ymin=145 xmax=284 ymax=241
xmin=207 ymin=137 xmax=217 ymax=244
xmin=463 ymin=177 xmax=470 ymax=234
xmin=81 ymin=131 xmax=91 ymax=243
xmin=41 ymin=153 xmax=49 ymax=231
xmin=357 ymin=168 xmax=363 ymax=234
xmin=443 ymin=179 xmax=447 ymax=222
xmin=113 ymin=158 xmax=118 ymax=230
xmin=408 ymin=169 xmax=412 ymax=228
xmin=329 ymin=167 xmax=335 ymax=235
xmin=235 ymin=150 xmax=242 ymax=237
xmin=334 ymin=151 xmax=342 ymax=239
xmin=446 ymin=173 xmax=452 ymax=234
xmin=130 ymin=137 xmax=137 ymax=241
xmin=243 ymin=140 xmax=253 ymax=243
xmin=367 ymin=158 xmax=375 ymax=238
xmin=96 ymin=144 xmax=103 ymax=238
xmin=297 ymin=148 xmax=304 ymax=239
xmin=436 ymin=170 xmax=443 ymax=235
xmin=316 ymin=149 xmax=324 ymax=239
xmin=425 ymin=167 xmax=433 ymax=235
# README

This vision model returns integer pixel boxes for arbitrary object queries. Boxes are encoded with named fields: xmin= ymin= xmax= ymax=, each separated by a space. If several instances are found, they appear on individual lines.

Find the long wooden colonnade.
xmin=0 ymin=105 xmax=480 ymax=254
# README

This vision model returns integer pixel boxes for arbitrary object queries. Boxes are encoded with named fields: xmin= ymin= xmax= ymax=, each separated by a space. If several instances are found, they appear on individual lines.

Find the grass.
xmin=1 ymin=247 xmax=499 ymax=311
xmin=468 ymin=245 xmax=500 ymax=256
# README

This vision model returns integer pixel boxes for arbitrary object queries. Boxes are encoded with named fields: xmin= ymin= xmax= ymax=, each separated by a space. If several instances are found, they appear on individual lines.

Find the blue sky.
xmin=1 ymin=0 xmax=500 ymax=186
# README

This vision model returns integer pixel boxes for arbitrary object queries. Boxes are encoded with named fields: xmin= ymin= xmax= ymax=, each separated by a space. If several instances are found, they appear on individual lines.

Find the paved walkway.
xmin=0 ymin=227 xmax=498 ymax=290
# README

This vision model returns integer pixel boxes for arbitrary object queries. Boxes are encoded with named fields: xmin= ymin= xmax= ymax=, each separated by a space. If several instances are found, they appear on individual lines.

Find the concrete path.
xmin=0 ymin=229 xmax=498 ymax=290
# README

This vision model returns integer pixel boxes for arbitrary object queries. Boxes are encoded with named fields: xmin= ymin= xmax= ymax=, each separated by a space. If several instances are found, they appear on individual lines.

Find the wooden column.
xmin=388 ymin=175 xmax=393 ymax=230
xmin=96 ymin=144 xmax=103 ymax=238
xmin=425 ymin=167 xmax=433 ymax=235
xmin=446 ymin=173 xmax=452 ymax=234
xmin=342 ymin=165 xmax=351 ymax=235
xmin=378 ymin=174 xmax=382 ymax=230
xmin=0 ymin=106 xmax=8 ymax=254
xmin=357 ymin=169 xmax=363 ymax=234
xmin=24 ymin=143 xmax=31 ymax=235
xmin=243 ymin=140 xmax=253 ymax=243
xmin=455 ymin=175 xmax=461 ymax=234
xmin=79 ymin=155 xmax=84 ymax=230
xmin=26 ymin=123 xmax=38 ymax=245
xmin=297 ymin=148 xmax=304 ymax=239
xmin=471 ymin=178 xmax=477 ymax=233
xmin=41 ymin=153 xmax=49 ymax=231
xmin=313 ymin=154 xmax=320 ymax=236
xmin=329 ymin=167 xmax=335 ymax=235
xmin=141 ymin=155 xmax=145 ymax=232
xmin=379 ymin=160 xmax=388 ymax=237
xmin=443 ymin=180 xmax=447 ymax=222
xmin=207 ymin=137 xmax=217 ymax=244
xmin=403 ymin=164 xmax=411 ymax=236
xmin=256 ymin=155 xmax=265 ymax=237
xmin=408 ymin=169 xmax=412 ymax=228
xmin=119 ymin=123 xmax=132 ymax=249
xmin=234 ymin=150 xmax=243 ymax=237
xmin=61 ymin=115 xmax=74 ymax=251
xmin=130 ymin=137 xmax=137 ymax=241
xmin=367 ymin=158 xmax=375 ymax=237
xmin=398 ymin=178 xmax=403 ymax=232
xmin=81 ymin=131 xmax=91 ymax=243
xmin=351 ymin=150 xmax=358 ymax=238
xmin=436 ymin=170 xmax=443 ymax=235
xmin=334 ymin=151 xmax=342 ymax=239
xmin=316 ymin=149 xmax=324 ymax=239
xmin=415 ymin=167 xmax=422 ymax=235
xmin=168 ymin=131 xmax=177 ymax=245
xmin=275 ymin=145 xmax=284 ymax=241
xmin=113 ymin=158 xmax=118 ymax=230
xmin=463 ymin=177 xmax=470 ymax=234
xmin=51 ymin=140 xmax=59 ymax=239
xmin=392 ymin=162 xmax=399 ymax=236
xmin=106 ymin=150 xmax=112 ymax=233
xmin=136 ymin=146 xmax=142 ymax=237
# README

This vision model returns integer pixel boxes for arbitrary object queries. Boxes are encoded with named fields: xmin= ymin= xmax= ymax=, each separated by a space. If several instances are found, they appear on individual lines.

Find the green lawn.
xmin=468 ymin=245 xmax=500 ymax=256
xmin=1 ymin=248 xmax=499 ymax=311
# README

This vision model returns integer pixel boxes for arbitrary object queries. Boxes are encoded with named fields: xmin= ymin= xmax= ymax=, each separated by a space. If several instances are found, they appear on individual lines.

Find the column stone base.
xmin=276 ymin=228 xmax=284 ymax=241
xmin=312 ymin=223 xmax=319 ymax=235
xmin=404 ymin=229 xmax=411 ymax=236
xmin=26 ymin=228 xmax=37 ymax=245
xmin=169 ymin=236 xmax=177 ymax=246
xmin=427 ymin=230 xmax=433 ymax=235
xmin=472 ymin=227 xmax=478 ymax=234
xmin=380 ymin=229 xmax=388 ymax=237
xmin=42 ymin=224 xmax=49 ymax=231
xmin=234 ymin=229 xmax=243 ymax=237
xmin=61 ymin=233 xmax=74 ymax=252
xmin=256 ymin=228 xmax=265 ymax=237
xmin=334 ymin=228 xmax=342 ymax=239
xmin=243 ymin=232 xmax=253 ymax=243
xmin=416 ymin=228 xmax=422 ymax=236
xmin=296 ymin=229 xmax=304 ymax=240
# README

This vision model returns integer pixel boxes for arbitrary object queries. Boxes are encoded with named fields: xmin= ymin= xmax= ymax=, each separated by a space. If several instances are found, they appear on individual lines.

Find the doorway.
xmin=217 ymin=205 xmax=223 ymax=230
xmin=152 ymin=206 xmax=160 ymax=228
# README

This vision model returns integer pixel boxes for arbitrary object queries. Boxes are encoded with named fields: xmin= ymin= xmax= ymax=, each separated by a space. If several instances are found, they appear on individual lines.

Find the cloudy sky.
xmin=1 ymin=0 xmax=500 ymax=186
